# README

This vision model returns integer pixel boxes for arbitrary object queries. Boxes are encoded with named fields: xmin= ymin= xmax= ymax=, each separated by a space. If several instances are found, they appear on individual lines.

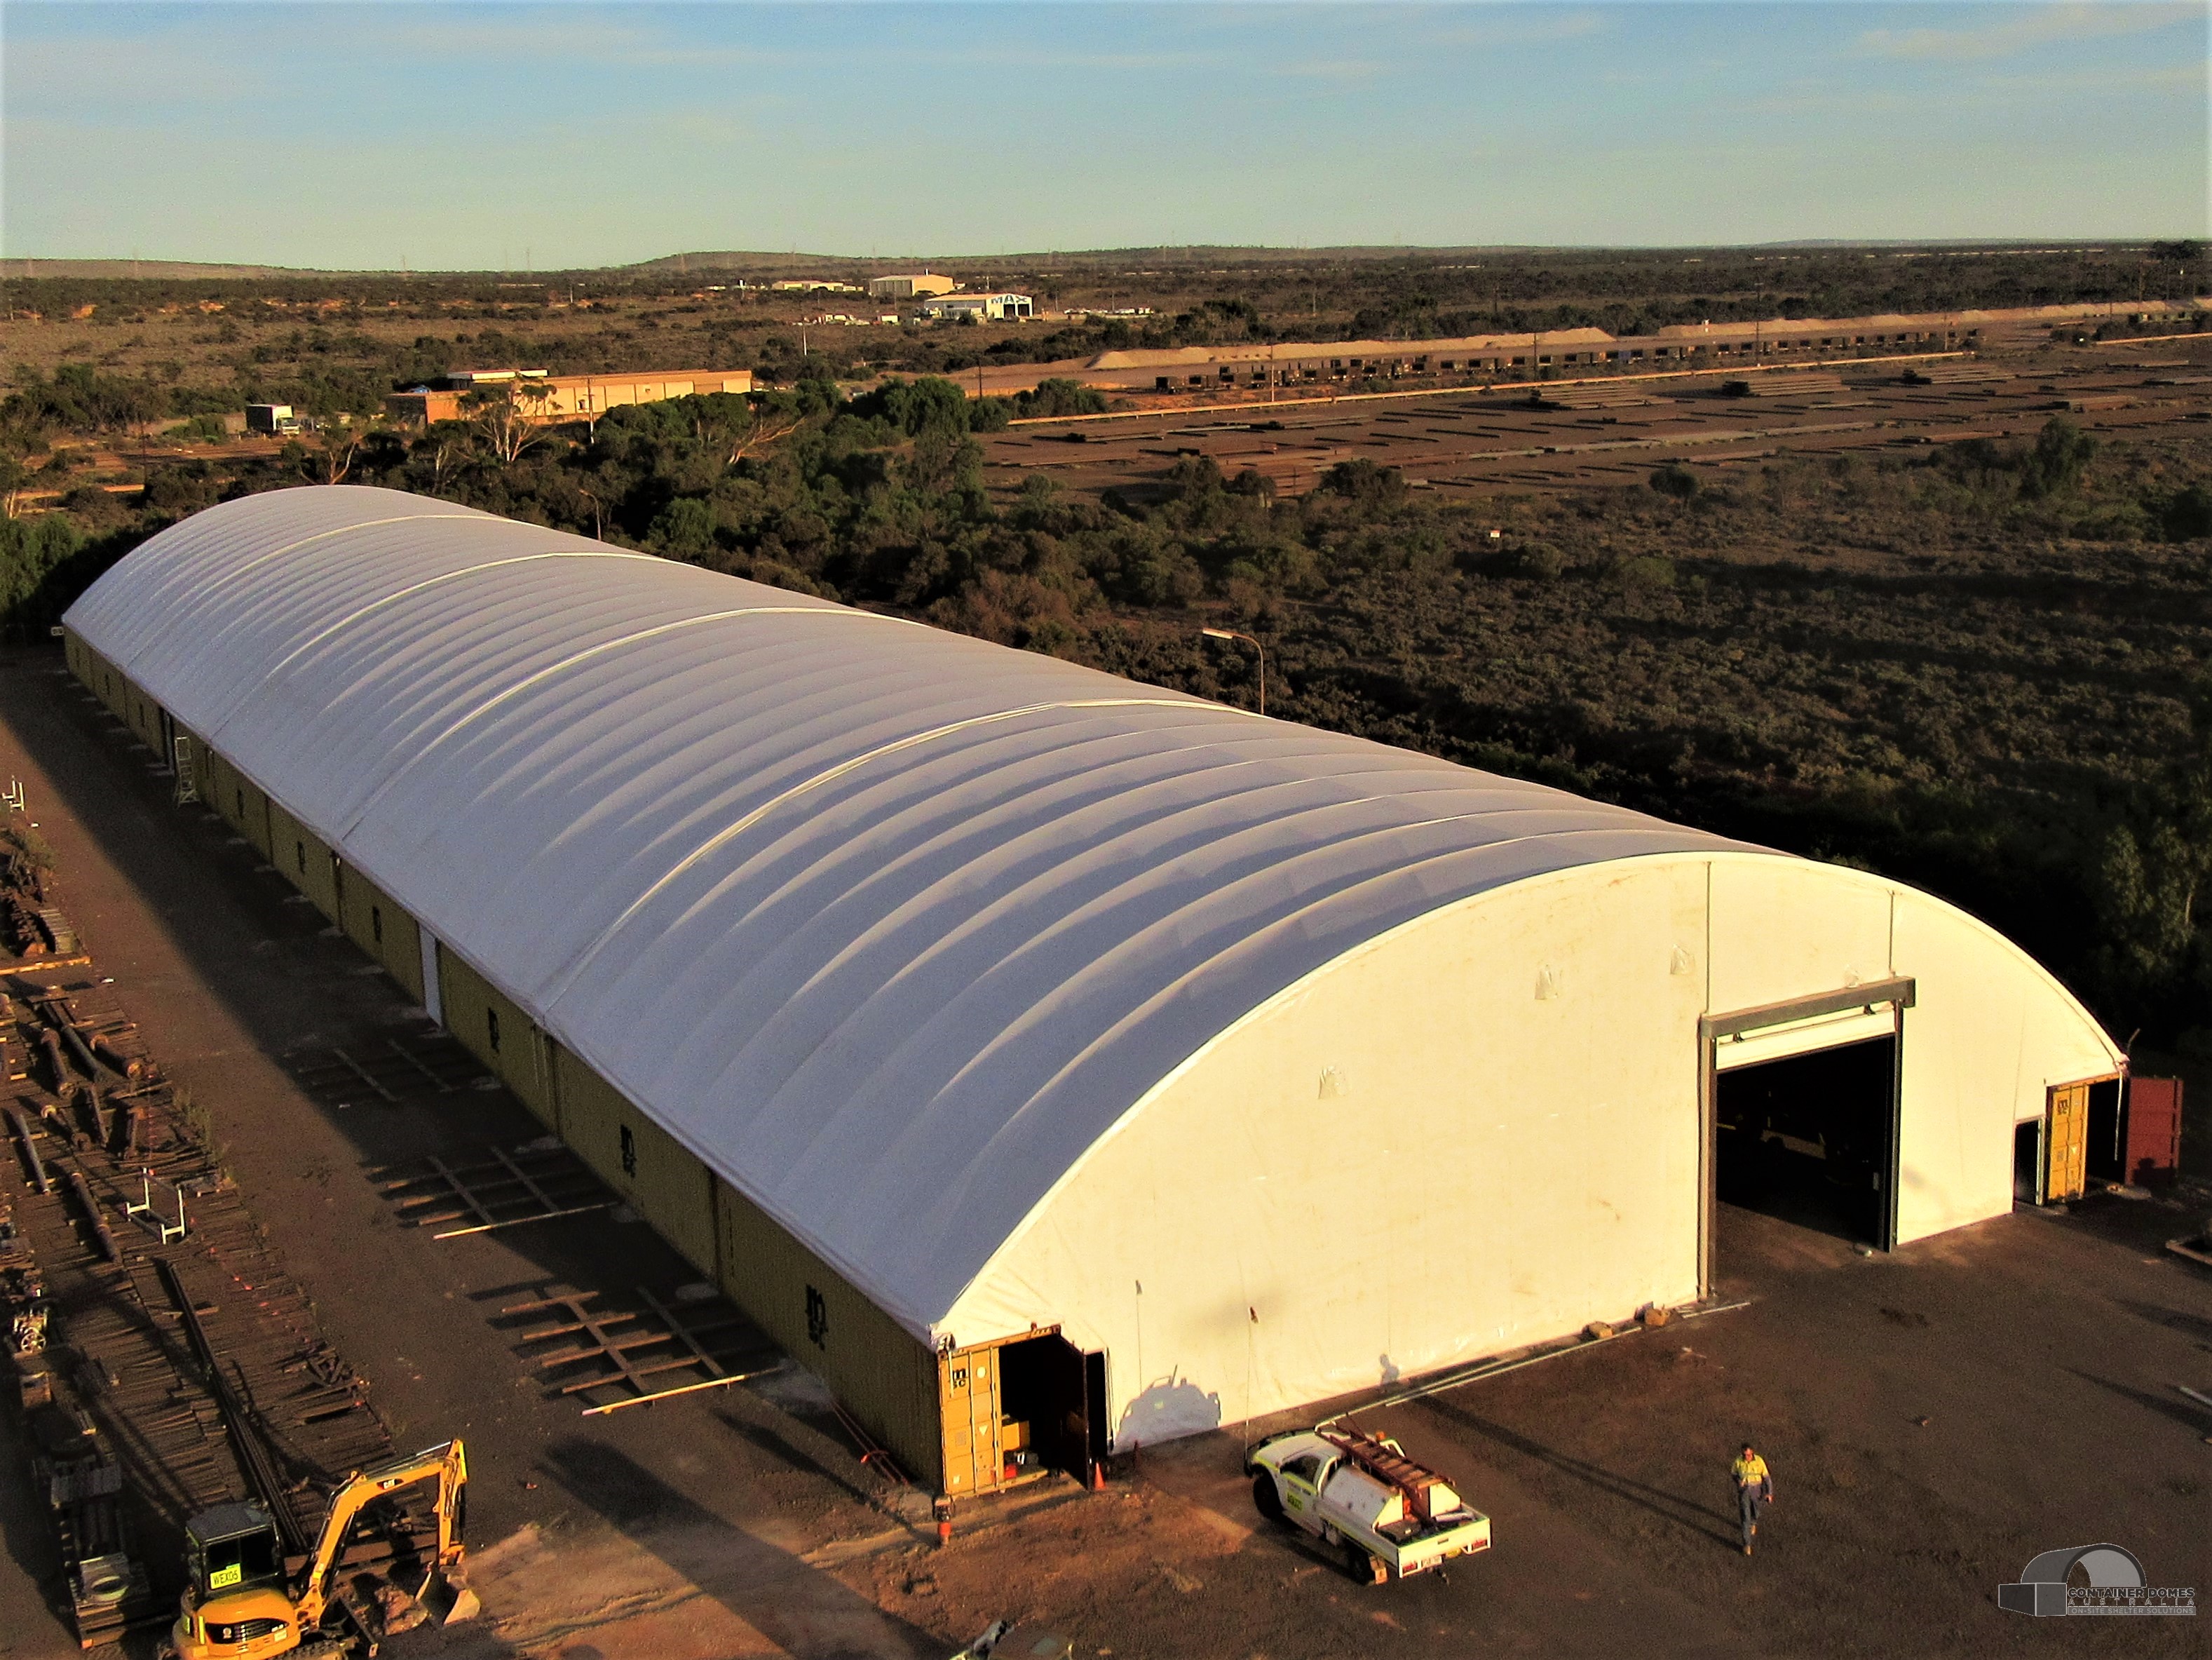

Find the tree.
xmin=409 ymin=427 xmax=467 ymax=495
xmin=2019 ymin=416 xmax=2095 ymax=499
xmin=1014 ymin=379 xmax=1108 ymax=419
xmin=849 ymin=377 xmax=974 ymax=439
xmin=649 ymin=496 xmax=718 ymax=559
xmin=1316 ymin=458 xmax=1406 ymax=508
xmin=461 ymin=379 xmax=557 ymax=466
xmin=691 ymin=391 xmax=800 ymax=469
xmin=2162 ymin=483 xmax=2212 ymax=541
xmin=0 ymin=514 xmax=85 ymax=635
xmin=2091 ymin=670 xmax=2212 ymax=1014
xmin=297 ymin=421 xmax=375 ymax=486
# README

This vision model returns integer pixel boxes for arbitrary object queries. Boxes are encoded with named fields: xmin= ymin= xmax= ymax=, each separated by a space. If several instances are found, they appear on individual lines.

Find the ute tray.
xmin=1317 ymin=1424 xmax=1448 ymax=1525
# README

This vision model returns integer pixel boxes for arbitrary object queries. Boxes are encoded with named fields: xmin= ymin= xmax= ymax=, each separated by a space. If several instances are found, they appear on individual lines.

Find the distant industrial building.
xmin=867 ymin=273 xmax=958 ymax=300
xmin=1082 ymin=329 xmax=1618 ymax=391
xmin=980 ymin=298 xmax=2211 ymax=398
xmin=921 ymin=292 xmax=1034 ymax=323
xmin=437 ymin=369 xmax=549 ymax=388
xmin=68 ymin=485 xmax=2129 ymax=1500
xmin=384 ymin=367 xmax=754 ymax=426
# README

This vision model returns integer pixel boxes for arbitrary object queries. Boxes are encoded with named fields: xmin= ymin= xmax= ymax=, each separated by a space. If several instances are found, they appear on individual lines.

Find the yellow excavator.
xmin=166 ymin=1438 xmax=471 ymax=1660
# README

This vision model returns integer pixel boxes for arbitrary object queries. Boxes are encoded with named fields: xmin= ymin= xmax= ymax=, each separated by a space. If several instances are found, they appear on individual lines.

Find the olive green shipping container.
xmin=337 ymin=865 xmax=426 ymax=1005
xmin=714 ymin=1175 xmax=944 ymax=1487
xmin=438 ymin=947 xmax=555 ymax=1128
xmin=550 ymin=1045 xmax=716 ymax=1274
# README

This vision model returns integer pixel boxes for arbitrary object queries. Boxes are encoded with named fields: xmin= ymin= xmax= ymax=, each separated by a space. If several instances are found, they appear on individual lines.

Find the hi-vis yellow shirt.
xmin=1732 ymin=1452 xmax=1770 ymax=1488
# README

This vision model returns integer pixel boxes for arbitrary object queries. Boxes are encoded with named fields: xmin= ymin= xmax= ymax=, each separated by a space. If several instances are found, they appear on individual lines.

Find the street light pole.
xmin=1200 ymin=626 xmax=1267 ymax=717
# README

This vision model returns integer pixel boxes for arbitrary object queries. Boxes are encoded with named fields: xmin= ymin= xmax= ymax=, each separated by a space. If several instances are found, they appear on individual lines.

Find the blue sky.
xmin=2 ymin=2 xmax=2205 ymax=268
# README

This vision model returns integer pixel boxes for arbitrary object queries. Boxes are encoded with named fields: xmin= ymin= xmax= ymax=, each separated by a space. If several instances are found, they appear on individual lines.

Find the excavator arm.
xmin=294 ymin=1439 xmax=468 ymax=1629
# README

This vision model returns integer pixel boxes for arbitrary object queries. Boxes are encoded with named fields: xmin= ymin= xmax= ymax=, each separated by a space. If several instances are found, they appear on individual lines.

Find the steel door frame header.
xmin=1699 ymin=976 xmax=1916 ymax=1041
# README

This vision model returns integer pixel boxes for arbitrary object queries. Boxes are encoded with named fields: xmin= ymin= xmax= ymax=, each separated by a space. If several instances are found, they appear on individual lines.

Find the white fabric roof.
xmin=67 ymin=486 xmax=1760 ymax=1339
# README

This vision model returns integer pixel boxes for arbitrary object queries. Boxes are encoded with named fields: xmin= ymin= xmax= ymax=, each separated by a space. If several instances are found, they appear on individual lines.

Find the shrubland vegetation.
xmin=4 ymin=242 xmax=2201 ymax=421
xmin=3 ymin=241 xmax=2208 ymax=1042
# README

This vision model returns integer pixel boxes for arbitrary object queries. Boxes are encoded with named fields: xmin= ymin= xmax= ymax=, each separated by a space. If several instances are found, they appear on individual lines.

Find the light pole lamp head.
xmin=1200 ymin=627 xmax=1237 ymax=642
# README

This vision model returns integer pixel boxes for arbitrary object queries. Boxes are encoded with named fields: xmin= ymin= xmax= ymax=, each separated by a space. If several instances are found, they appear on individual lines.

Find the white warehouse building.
xmin=61 ymin=487 xmax=2122 ymax=1497
xmin=921 ymin=292 xmax=1033 ymax=321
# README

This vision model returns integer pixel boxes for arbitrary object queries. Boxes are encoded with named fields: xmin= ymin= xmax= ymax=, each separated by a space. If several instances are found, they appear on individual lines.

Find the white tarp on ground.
xmin=68 ymin=485 xmax=1770 ymax=1340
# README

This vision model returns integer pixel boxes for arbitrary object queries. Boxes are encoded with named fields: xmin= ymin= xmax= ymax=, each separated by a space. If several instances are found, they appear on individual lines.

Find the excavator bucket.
xmin=414 ymin=1566 xmax=480 ymax=1627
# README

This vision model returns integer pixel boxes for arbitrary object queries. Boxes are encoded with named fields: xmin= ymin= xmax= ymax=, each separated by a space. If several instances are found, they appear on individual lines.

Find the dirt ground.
xmin=0 ymin=647 xmax=2206 ymax=1660
xmin=977 ymin=339 xmax=2212 ymax=504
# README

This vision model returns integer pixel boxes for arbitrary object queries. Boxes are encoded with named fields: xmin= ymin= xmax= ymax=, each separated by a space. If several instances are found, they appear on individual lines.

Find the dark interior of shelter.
xmin=2082 ymin=1078 xmax=2124 ymax=1184
xmin=1716 ymin=1037 xmax=1897 ymax=1248
xmin=2014 ymin=1119 xmax=2044 ymax=1205
xmin=996 ymin=1335 xmax=1104 ymax=1481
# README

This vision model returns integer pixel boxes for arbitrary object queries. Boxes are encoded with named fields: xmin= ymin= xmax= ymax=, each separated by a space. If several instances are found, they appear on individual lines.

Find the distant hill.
xmin=4 ymin=258 xmax=367 ymax=279
xmin=6 ymin=240 xmax=2145 ymax=283
xmin=625 ymin=247 xmax=1538 ymax=274
xmin=624 ymin=239 xmax=2140 ymax=273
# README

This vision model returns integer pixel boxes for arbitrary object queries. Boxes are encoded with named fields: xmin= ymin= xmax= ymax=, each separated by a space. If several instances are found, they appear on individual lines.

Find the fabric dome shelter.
xmin=63 ymin=487 xmax=2122 ymax=1490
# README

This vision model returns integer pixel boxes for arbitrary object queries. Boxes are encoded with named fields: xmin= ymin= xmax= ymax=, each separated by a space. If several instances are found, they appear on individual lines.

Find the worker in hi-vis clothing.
xmin=1732 ymin=1444 xmax=1774 ymax=1555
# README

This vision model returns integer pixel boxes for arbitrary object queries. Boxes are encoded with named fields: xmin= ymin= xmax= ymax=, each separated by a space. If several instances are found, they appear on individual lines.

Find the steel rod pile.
xmin=0 ymin=860 xmax=430 ymax=1648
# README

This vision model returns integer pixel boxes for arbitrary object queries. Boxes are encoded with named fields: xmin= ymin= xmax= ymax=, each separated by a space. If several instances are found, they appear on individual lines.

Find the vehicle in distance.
xmin=1246 ymin=1422 xmax=1491 ymax=1583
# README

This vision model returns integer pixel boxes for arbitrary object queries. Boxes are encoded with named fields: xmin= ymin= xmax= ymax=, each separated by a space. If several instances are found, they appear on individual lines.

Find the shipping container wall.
xmin=105 ymin=666 xmax=159 ymax=753
xmin=264 ymin=799 xmax=339 ymax=922
xmin=199 ymin=745 xmax=231 ymax=820
xmin=716 ymin=1176 xmax=944 ymax=1488
xmin=336 ymin=865 xmax=426 ymax=1005
xmin=243 ymin=771 xmax=273 ymax=860
xmin=208 ymin=750 xmax=273 ymax=858
xmin=438 ymin=950 xmax=555 ymax=1126
xmin=86 ymin=646 xmax=127 ymax=721
xmin=64 ymin=630 xmax=95 ymax=704
xmin=128 ymin=681 xmax=163 ymax=753
xmin=938 ymin=1340 xmax=1007 ymax=1498
xmin=551 ymin=1046 xmax=717 ymax=1273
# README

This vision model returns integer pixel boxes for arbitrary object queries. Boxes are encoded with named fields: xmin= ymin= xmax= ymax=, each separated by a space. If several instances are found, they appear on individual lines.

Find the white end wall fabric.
xmin=70 ymin=486 xmax=1772 ymax=1340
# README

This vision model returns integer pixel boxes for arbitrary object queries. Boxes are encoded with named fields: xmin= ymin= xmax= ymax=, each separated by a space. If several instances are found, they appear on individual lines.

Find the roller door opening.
xmin=1714 ymin=1034 xmax=1899 ymax=1250
xmin=1702 ymin=980 xmax=1911 ymax=1266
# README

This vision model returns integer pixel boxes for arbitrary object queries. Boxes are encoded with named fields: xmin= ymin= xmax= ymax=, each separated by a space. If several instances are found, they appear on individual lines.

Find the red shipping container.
xmin=2124 ymin=1077 xmax=2184 ymax=1185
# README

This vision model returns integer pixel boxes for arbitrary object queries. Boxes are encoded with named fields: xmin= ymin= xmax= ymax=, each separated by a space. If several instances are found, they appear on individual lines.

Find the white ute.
xmin=1246 ymin=1424 xmax=1491 ymax=1584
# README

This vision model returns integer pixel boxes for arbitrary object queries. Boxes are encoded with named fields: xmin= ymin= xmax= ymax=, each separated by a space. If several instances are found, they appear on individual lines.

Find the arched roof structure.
xmin=66 ymin=485 xmax=1763 ymax=1337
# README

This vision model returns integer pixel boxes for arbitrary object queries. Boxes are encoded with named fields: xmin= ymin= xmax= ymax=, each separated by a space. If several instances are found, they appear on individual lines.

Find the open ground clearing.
xmin=977 ymin=342 xmax=2212 ymax=504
